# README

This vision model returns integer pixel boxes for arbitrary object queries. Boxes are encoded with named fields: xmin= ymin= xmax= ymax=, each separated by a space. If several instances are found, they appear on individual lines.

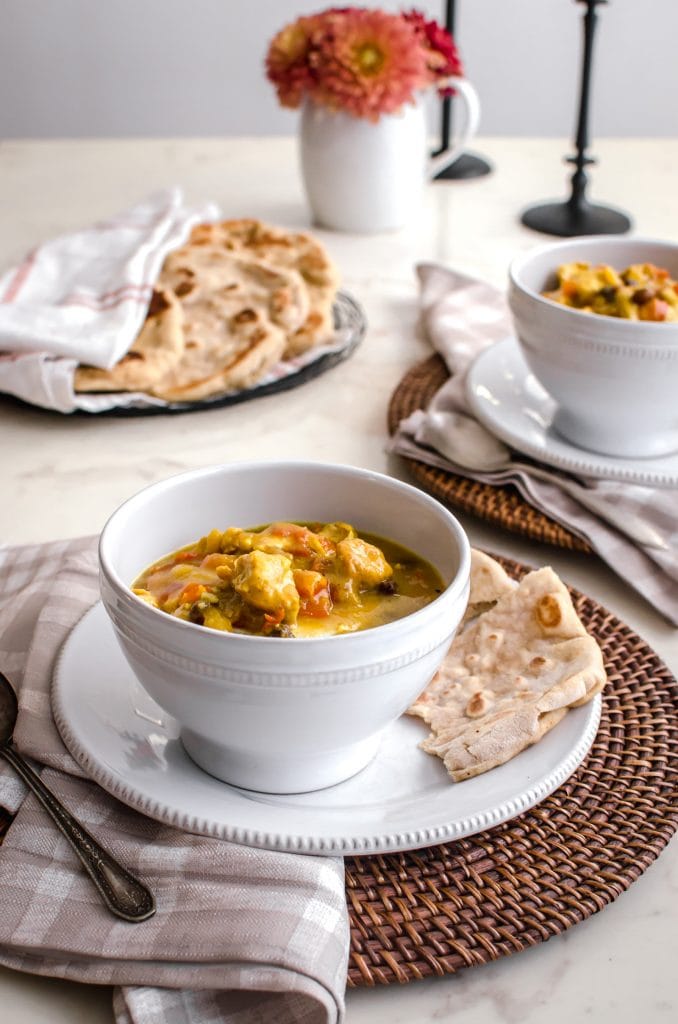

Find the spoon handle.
xmin=1 ymin=744 xmax=155 ymax=923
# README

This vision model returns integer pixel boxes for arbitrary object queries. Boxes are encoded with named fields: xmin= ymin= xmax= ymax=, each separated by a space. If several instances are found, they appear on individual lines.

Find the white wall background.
xmin=1 ymin=0 xmax=677 ymax=138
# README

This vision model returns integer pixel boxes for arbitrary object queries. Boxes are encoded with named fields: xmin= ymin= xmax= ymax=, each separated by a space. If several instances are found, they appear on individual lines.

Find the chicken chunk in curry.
xmin=132 ymin=521 xmax=443 ymax=637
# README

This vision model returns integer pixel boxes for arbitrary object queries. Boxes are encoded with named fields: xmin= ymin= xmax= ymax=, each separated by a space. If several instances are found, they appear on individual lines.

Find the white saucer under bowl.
xmin=466 ymin=337 xmax=678 ymax=488
xmin=52 ymin=603 xmax=601 ymax=856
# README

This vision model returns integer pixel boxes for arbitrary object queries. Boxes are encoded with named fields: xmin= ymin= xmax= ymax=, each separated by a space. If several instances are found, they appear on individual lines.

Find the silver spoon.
xmin=0 ymin=670 xmax=156 ymax=923
xmin=418 ymin=411 xmax=668 ymax=551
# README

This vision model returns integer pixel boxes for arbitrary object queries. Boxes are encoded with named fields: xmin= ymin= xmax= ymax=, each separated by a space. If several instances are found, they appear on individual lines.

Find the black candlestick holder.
xmin=433 ymin=0 xmax=492 ymax=181
xmin=521 ymin=0 xmax=631 ymax=236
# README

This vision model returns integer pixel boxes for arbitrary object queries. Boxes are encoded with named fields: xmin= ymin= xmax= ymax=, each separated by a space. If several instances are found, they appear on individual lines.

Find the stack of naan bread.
xmin=409 ymin=550 xmax=606 ymax=781
xmin=74 ymin=219 xmax=340 ymax=402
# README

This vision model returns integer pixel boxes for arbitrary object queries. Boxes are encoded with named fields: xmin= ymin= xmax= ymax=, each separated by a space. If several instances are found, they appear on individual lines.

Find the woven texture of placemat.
xmin=0 ymin=557 xmax=675 ymax=989
xmin=388 ymin=354 xmax=592 ymax=553
xmin=344 ymin=555 xmax=677 ymax=986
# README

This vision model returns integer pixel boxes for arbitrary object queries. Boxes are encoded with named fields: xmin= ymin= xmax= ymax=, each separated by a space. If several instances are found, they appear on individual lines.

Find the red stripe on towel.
xmin=1 ymin=249 xmax=38 ymax=303
xmin=59 ymin=283 xmax=153 ymax=311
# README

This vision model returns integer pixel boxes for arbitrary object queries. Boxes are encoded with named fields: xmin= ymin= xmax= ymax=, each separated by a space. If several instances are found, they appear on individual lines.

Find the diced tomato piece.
xmin=269 ymin=523 xmax=309 ymax=541
xmin=267 ymin=522 xmax=314 ymax=556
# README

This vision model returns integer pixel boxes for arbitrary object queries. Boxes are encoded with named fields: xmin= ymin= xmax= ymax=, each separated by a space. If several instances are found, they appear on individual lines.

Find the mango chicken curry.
xmin=132 ymin=521 xmax=444 ymax=638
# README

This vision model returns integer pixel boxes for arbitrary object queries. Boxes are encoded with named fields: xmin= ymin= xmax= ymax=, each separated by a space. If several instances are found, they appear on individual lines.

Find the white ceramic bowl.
xmin=99 ymin=462 xmax=471 ymax=794
xmin=508 ymin=236 xmax=678 ymax=458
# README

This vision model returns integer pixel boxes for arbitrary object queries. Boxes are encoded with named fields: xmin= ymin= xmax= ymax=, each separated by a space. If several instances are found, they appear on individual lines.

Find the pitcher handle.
xmin=427 ymin=78 xmax=481 ymax=180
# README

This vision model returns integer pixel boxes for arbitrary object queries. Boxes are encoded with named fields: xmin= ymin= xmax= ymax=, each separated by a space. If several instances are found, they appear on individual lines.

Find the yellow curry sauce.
xmin=132 ymin=521 xmax=444 ymax=638
xmin=543 ymin=262 xmax=678 ymax=322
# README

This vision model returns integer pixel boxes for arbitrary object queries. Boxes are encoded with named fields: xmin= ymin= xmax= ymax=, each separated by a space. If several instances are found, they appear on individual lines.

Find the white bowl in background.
xmin=99 ymin=461 xmax=471 ymax=794
xmin=508 ymin=236 xmax=678 ymax=458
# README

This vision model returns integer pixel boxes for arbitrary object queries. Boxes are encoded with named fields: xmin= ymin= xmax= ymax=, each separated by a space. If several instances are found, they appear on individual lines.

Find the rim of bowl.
xmin=509 ymin=235 xmax=678 ymax=339
xmin=98 ymin=460 xmax=472 ymax=648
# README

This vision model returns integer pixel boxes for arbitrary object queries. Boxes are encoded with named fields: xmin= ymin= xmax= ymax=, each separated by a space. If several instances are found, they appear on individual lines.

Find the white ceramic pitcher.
xmin=299 ymin=79 xmax=480 ymax=233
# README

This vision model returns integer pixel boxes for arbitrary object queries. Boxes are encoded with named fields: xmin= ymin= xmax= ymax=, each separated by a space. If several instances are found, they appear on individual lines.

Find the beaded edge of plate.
xmin=51 ymin=634 xmax=602 ymax=857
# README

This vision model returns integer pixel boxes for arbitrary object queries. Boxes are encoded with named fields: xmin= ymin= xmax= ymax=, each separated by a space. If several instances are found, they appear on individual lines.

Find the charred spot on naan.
xmin=195 ymin=219 xmax=340 ymax=356
xmin=74 ymin=289 xmax=185 ymax=393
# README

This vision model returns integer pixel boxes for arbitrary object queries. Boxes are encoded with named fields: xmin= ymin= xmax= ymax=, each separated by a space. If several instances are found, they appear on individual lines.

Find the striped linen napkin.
xmin=0 ymin=538 xmax=349 ymax=1024
xmin=388 ymin=263 xmax=678 ymax=626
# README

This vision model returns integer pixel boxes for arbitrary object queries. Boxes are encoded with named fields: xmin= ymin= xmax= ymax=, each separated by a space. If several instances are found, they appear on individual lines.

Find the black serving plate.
xmin=1 ymin=292 xmax=366 ymax=418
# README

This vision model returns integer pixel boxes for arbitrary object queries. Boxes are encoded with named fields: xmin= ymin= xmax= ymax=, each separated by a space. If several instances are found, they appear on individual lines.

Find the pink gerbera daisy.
xmin=264 ymin=6 xmax=465 ymax=120
xmin=310 ymin=8 xmax=427 ymax=121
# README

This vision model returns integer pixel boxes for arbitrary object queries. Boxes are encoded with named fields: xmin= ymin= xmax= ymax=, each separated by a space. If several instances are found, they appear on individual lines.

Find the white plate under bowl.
xmin=466 ymin=337 xmax=678 ymax=487
xmin=52 ymin=603 xmax=602 ymax=856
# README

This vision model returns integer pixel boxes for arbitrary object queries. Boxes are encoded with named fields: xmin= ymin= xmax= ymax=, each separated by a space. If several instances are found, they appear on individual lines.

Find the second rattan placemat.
xmin=388 ymin=354 xmax=592 ymax=553
xmin=0 ymin=558 xmax=676 ymax=988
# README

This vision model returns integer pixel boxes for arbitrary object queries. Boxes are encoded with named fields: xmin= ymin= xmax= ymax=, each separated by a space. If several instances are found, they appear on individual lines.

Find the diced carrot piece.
xmin=294 ymin=569 xmax=327 ymax=599
xmin=639 ymin=298 xmax=669 ymax=321
xmin=180 ymin=583 xmax=205 ymax=604
xmin=300 ymin=586 xmax=333 ymax=618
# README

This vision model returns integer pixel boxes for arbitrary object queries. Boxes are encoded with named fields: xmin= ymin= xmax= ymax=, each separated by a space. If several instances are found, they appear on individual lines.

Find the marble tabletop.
xmin=0 ymin=136 xmax=676 ymax=1023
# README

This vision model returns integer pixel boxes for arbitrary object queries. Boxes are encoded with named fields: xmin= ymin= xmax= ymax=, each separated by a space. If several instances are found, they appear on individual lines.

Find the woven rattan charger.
xmin=388 ymin=353 xmax=592 ymax=554
xmin=344 ymin=556 xmax=677 ymax=985
xmin=343 ymin=359 xmax=676 ymax=987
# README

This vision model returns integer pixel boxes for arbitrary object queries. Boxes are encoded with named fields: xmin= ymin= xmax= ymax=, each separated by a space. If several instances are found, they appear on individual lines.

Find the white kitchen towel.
xmin=0 ymin=189 xmax=219 ymax=413
xmin=389 ymin=263 xmax=678 ymax=626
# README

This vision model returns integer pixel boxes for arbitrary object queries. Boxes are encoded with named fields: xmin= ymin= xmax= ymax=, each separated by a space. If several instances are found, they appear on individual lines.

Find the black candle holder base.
xmin=433 ymin=151 xmax=493 ymax=180
xmin=521 ymin=198 xmax=631 ymax=237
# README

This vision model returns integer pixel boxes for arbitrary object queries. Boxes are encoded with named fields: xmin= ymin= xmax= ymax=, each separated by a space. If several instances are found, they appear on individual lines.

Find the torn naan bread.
xmin=461 ymin=548 xmax=516 ymax=626
xmin=184 ymin=219 xmax=339 ymax=356
xmin=409 ymin=564 xmax=605 ymax=782
xmin=158 ymin=246 xmax=310 ymax=334
xmin=149 ymin=251 xmax=301 ymax=401
xmin=74 ymin=289 xmax=185 ymax=393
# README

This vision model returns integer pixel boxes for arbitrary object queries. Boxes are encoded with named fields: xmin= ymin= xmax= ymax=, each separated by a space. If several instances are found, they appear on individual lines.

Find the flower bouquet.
xmin=266 ymin=6 xmax=463 ymax=121
xmin=265 ymin=6 xmax=479 ymax=233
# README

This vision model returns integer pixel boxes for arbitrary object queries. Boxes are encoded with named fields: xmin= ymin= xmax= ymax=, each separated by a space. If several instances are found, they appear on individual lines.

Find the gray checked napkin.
xmin=389 ymin=263 xmax=678 ymax=626
xmin=0 ymin=538 xmax=349 ymax=1024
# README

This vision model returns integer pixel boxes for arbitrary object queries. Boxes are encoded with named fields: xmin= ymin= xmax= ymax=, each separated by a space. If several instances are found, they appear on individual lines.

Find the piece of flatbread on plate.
xmin=184 ymin=218 xmax=339 ymax=356
xmin=74 ymin=289 xmax=185 ymax=393
xmin=409 ymin=561 xmax=605 ymax=782
xmin=461 ymin=548 xmax=516 ymax=626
